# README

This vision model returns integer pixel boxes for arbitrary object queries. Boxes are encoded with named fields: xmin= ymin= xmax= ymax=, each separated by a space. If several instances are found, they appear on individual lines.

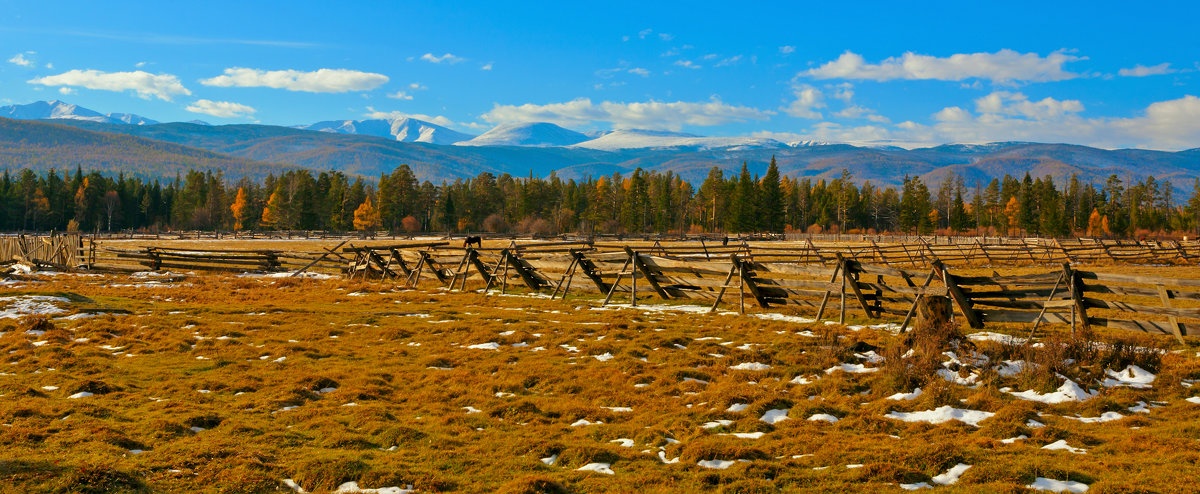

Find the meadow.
xmin=1 ymin=261 xmax=1199 ymax=493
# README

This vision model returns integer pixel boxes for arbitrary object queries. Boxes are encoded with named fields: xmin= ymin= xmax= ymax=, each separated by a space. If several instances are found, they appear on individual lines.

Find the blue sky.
xmin=1 ymin=0 xmax=1198 ymax=149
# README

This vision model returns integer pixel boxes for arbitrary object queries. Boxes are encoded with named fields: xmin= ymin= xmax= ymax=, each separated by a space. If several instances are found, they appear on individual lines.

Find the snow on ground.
xmin=467 ymin=342 xmax=501 ymax=350
xmin=887 ymin=388 xmax=922 ymax=401
xmin=726 ymin=403 xmax=749 ymax=412
xmin=720 ymin=432 xmax=766 ymax=439
xmin=825 ymin=363 xmax=878 ymax=374
xmin=1101 ymin=365 xmax=1155 ymax=388
xmin=333 ymin=482 xmax=414 ymax=494
xmin=730 ymin=362 xmax=771 ymax=371
xmin=1041 ymin=440 xmax=1087 ymax=454
xmin=931 ymin=463 xmax=971 ymax=485
xmin=967 ymin=332 xmax=1027 ymax=345
xmin=994 ymin=360 xmax=1031 ymax=377
xmin=1026 ymin=477 xmax=1089 ymax=492
xmin=807 ymin=413 xmax=838 ymax=423
xmin=576 ymin=463 xmax=615 ymax=474
xmin=0 ymin=295 xmax=70 ymax=319
xmin=884 ymin=406 xmax=994 ymax=427
xmin=696 ymin=459 xmax=740 ymax=469
xmin=759 ymin=409 xmax=790 ymax=424
xmin=1187 ymin=396 xmax=1200 ymax=404
xmin=1063 ymin=412 xmax=1124 ymax=423
xmin=1007 ymin=379 xmax=1096 ymax=404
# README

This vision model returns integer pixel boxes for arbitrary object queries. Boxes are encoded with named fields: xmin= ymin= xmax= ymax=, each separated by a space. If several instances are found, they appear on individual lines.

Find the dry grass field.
xmin=2 ymin=261 xmax=1200 ymax=493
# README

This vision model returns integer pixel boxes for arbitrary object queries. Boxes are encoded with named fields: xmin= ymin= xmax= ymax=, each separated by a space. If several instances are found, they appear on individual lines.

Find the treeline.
xmin=2 ymin=157 xmax=1199 ymax=238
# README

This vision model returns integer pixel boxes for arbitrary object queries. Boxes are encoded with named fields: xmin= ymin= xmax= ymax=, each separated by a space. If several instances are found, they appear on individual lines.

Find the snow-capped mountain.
xmin=456 ymin=122 xmax=591 ymax=147
xmin=571 ymin=128 xmax=787 ymax=151
xmin=302 ymin=117 xmax=474 ymax=145
xmin=0 ymin=100 xmax=158 ymax=125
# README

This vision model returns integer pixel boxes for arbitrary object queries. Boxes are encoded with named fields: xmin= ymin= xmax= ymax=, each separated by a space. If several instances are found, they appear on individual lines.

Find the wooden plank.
xmin=627 ymin=248 xmax=669 ymax=300
xmin=1157 ymin=284 xmax=1187 ymax=344
xmin=933 ymin=260 xmax=984 ymax=329
xmin=1090 ymin=317 xmax=1196 ymax=335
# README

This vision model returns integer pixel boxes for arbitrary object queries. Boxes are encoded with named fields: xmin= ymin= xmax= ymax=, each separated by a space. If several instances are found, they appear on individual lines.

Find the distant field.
xmin=1 ymin=267 xmax=1199 ymax=493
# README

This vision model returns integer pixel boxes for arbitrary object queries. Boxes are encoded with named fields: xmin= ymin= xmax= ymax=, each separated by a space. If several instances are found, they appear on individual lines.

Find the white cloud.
xmin=658 ymin=33 xmax=674 ymax=41
xmin=135 ymin=61 xmax=147 ymax=68
xmin=185 ymin=99 xmax=256 ymax=118
xmin=638 ymin=29 xmax=653 ymax=39
xmin=836 ymin=105 xmax=890 ymax=123
xmin=58 ymin=87 xmax=74 ymax=95
xmin=481 ymin=62 xmax=493 ymax=70
xmin=832 ymin=83 xmax=854 ymax=102
xmin=409 ymin=82 xmax=427 ymax=90
xmin=932 ymin=106 xmax=971 ymax=122
xmin=8 ymin=52 xmax=33 ymax=67
xmin=29 ymin=69 xmax=191 ymax=101
xmin=480 ymin=97 xmax=773 ymax=131
xmin=388 ymin=91 xmax=413 ymax=100
xmin=1110 ymin=95 xmax=1200 ymax=149
xmin=715 ymin=55 xmax=743 ymax=67
xmin=784 ymin=84 xmax=824 ymax=119
xmin=1118 ymin=63 xmax=1175 ymax=77
xmin=628 ymin=68 xmax=650 ymax=77
xmin=805 ymin=49 xmax=1082 ymax=83
xmin=364 ymin=106 xmax=455 ymax=127
xmin=674 ymin=60 xmax=701 ymax=69
xmin=420 ymin=53 xmax=465 ymax=64
xmin=779 ymin=46 xmax=795 ymax=55
xmin=974 ymin=91 xmax=1084 ymax=119
xmin=200 ymin=67 xmax=388 ymax=93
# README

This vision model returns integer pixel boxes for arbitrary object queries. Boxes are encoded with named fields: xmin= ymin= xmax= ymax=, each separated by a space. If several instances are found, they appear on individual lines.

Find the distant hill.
xmin=0 ymin=117 xmax=296 ymax=181
xmin=3 ymin=99 xmax=1197 ymax=191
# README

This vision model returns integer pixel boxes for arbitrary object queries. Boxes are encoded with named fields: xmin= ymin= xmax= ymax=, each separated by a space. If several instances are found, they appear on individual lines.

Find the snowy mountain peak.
xmin=0 ymin=100 xmax=158 ymax=125
xmin=456 ymin=122 xmax=590 ymax=147
xmin=572 ymin=128 xmax=786 ymax=151
xmin=301 ymin=117 xmax=474 ymax=145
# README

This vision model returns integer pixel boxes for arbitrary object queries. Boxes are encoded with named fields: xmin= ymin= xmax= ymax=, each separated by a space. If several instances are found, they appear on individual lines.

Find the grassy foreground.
xmin=1 ymin=271 xmax=1199 ymax=493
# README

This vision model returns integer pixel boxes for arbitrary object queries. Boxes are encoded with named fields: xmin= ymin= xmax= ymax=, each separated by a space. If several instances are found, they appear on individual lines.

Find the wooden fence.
xmin=347 ymin=242 xmax=1197 ymax=342
xmin=0 ymin=233 xmax=83 ymax=268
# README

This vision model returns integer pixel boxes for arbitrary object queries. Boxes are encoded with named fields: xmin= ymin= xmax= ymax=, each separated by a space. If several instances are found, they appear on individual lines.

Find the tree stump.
xmin=915 ymin=295 xmax=952 ymax=332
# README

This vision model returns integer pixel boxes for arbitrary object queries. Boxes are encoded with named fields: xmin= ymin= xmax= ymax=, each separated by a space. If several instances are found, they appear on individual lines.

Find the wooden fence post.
xmin=932 ymin=259 xmax=983 ymax=329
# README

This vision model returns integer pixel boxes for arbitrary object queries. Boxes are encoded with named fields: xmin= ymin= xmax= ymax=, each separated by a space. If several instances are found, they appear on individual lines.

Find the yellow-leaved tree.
xmin=1004 ymin=196 xmax=1021 ymax=235
xmin=353 ymin=196 xmax=381 ymax=231
xmin=230 ymin=187 xmax=249 ymax=230
xmin=261 ymin=190 xmax=283 ymax=229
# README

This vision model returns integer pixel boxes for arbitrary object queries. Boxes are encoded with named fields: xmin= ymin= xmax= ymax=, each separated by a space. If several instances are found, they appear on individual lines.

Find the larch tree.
xmin=229 ymin=187 xmax=249 ymax=231
xmin=353 ymin=196 xmax=382 ymax=231
xmin=260 ymin=190 xmax=283 ymax=229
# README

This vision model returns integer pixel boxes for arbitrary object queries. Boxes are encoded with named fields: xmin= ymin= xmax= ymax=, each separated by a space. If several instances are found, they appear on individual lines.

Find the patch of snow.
xmin=994 ymin=360 xmax=1031 ymax=377
xmin=571 ymin=419 xmax=603 ymax=426
xmin=463 ymin=406 xmax=481 ymax=414
xmin=790 ymin=375 xmax=815 ymax=385
xmin=900 ymin=482 xmax=932 ymax=490
xmin=467 ymin=342 xmax=501 ymax=350
xmin=1026 ymin=477 xmax=1089 ymax=493
xmin=1009 ymin=380 xmax=1096 ymax=404
xmin=1101 ymin=365 xmax=1155 ymax=389
xmin=1000 ymin=435 xmax=1028 ymax=444
xmin=696 ymin=459 xmax=738 ymax=469
xmin=760 ymin=408 xmax=790 ymax=424
xmin=593 ymin=352 xmax=614 ymax=362
xmin=602 ymin=406 xmax=632 ymax=413
xmin=932 ymin=463 xmax=971 ymax=485
xmin=730 ymin=362 xmax=771 ymax=371
xmin=935 ymin=368 xmax=979 ymax=386
xmin=726 ymin=403 xmax=749 ymax=413
xmin=1063 ymin=412 xmax=1124 ymax=423
xmin=67 ymin=391 xmax=93 ymax=399
xmin=825 ymin=363 xmax=878 ymax=374
xmin=701 ymin=420 xmax=734 ymax=429
xmin=657 ymin=451 xmax=680 ymax=464
xmin=967 ymin=331 xmax=1027 ymax=345
xmin=887 ymin=388 xmax=922 ymax=401
xmin=719 ymin=432 xmax=765 ymax=439
xmin=1026 ymin=419 xmax=1046 ymax=428
xmin=884 ymin=406 xmax=994 ymax=427
xmin=541 ymin=453 xmax=558 ymax=465
xmin=610 ymin=438 xmax=635 ymax=447
xmin=576 ymin=463 xmax=614 ymax=475
xmin=1185 ymin=396 xmax=1200 ymax=404
xmin=0 ymin=295 xmax=69 ymax=319
xmin=334 ymin=481 xmax=415 ymax=493
xmin=807 ymin=414 xmax=838 ymax=423
xmin=1041 ymin=440 xmax=1087 ymax=454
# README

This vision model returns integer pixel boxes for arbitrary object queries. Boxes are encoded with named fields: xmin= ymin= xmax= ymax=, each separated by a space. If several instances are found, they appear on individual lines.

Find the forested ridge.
xmin=2 ymin=156 xmax=1196 ymax=238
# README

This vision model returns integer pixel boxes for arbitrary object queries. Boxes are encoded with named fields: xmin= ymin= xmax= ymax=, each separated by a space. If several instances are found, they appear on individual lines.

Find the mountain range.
xmin=1 ymin=100 xmax=1198 ymax=192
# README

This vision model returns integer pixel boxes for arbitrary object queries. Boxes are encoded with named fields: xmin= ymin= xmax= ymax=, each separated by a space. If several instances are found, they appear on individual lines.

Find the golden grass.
xmin=0 ymin=266 xmax=1198 ymax=493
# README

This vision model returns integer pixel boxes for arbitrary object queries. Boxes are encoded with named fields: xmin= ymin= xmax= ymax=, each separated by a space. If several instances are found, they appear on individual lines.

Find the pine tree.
xmin=759 ymin=157 xmax=784 ymax=232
